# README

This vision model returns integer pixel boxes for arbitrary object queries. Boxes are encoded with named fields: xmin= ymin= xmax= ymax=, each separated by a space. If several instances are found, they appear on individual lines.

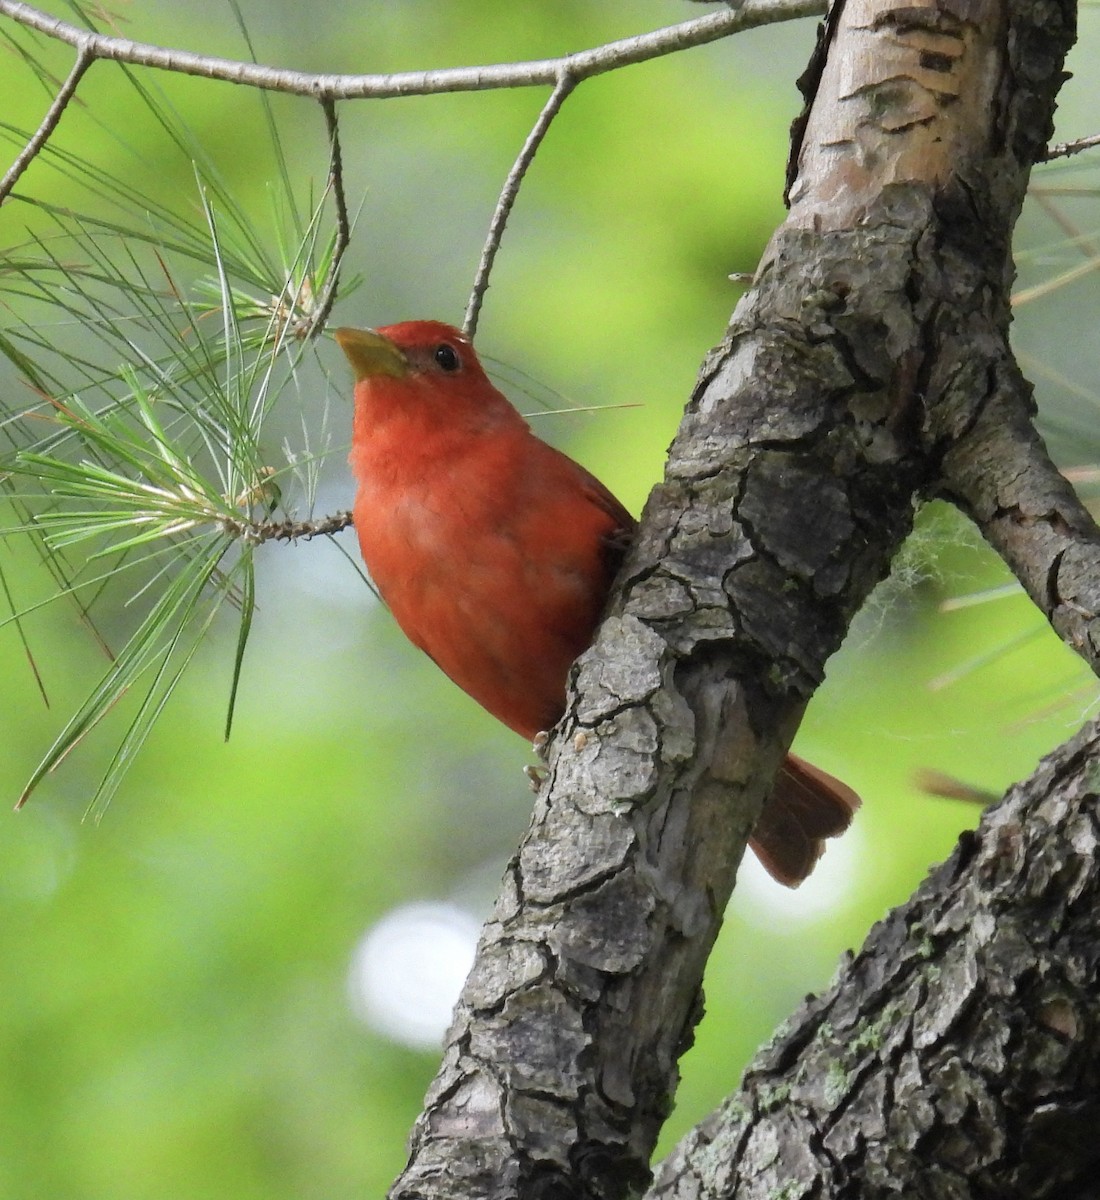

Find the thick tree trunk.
xmin=389 ymin=0 xmax=1090 ymax=1196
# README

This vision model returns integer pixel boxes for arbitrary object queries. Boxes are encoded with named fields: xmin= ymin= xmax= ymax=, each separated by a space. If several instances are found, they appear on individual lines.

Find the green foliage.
xmin=1 ymin=17 xmax=358 ymax=811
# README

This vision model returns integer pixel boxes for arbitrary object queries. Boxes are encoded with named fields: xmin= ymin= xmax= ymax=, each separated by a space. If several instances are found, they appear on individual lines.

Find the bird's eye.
xmin=434 ymin=344 xmax=460 ymax=372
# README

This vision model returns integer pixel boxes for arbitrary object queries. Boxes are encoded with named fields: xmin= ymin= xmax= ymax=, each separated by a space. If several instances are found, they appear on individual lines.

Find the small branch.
xmin=463 ymin=72 xmax=577 ymax=339
xmin=219 ymin=510 xmax=352 ymax=544
xmin=0 ymin=43 xmax=93 ymax=204
xmin=307 ymin=97 xmax=349 ymax=337
xmin=1042 ymin=131 xmax=1100 ymax=161
xmin=938 ymin=368 xmax=1100 ymax=679
xmin=0 ymin=0 xmax=823 ymax=100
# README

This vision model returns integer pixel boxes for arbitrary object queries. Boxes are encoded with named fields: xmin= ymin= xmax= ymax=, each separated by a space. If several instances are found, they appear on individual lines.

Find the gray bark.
xmin=651 ymin=715 xmax=1100 ymax=1200
xmin=389 ymin=0 xmax=1090 ymax=1196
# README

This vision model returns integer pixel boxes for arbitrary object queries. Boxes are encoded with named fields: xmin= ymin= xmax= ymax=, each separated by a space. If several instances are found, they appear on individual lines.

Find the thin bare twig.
xmin=0 ymin=0 xmax=823 ymax=334
xmin=464 ymin=72 xmax=577 ymax=339
xmin=1042 ymin=131 xmax=1100 ymax=160
xmin=0 ymin=0 xmax=821 ymax=100
xmin=307 ymin=97 xmax=349 ymax=338
xmin=219 ymin=509 xmax=352 ymax=544
xmin=0 ymin=42 xmax=93 ymax=203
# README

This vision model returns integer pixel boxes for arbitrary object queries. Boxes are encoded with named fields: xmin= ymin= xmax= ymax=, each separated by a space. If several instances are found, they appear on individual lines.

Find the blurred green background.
xmin=1 ymin=3 xmax=1098 ymax=1196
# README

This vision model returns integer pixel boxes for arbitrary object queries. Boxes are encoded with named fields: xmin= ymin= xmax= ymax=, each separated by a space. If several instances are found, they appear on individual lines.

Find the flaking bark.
xmin=389 ymin=0 xmax=1086 ymax=1196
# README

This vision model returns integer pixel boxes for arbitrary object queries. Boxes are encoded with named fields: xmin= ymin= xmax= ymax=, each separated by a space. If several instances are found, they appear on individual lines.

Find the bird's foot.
xmin=531 ymin=730 xmax=550 ymax=760
xmin=523 ymin=764 xmax=548 ymax=793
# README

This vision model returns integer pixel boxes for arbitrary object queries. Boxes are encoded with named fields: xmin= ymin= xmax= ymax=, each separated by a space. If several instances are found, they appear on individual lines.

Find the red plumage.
xmin=338 ymin=320 xmax=858 ymax=885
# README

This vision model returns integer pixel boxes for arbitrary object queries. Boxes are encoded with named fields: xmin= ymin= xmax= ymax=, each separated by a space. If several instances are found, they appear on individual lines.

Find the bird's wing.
xmin=578 ymin=473 xmax=637 ymax=578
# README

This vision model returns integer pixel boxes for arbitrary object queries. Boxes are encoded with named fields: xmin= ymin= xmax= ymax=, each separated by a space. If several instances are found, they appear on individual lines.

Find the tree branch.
xmin=217 ymin=509 xmax=352 ymax=544
xmin=0 ymin=0 xmax=823 ymax=345
xmin=651 ymin=714 xmax=1100 ymax=1199
xmin=464 ymin=72 xmax=577 ymax=339
xmin=1042 ymin=131 xmax=1100 ymax=160
xmin=387 ymin=0 xmax=1079 ymax=1195
xmin=0 ymin=0 xmax=821 ymax=100
xmin=0 ymin=41 xmax=92 ymax=204
xmin=304 ymin=97 xmax=350 ymax=338
xmin=938 ymin=368 xmax=1100 ymax=676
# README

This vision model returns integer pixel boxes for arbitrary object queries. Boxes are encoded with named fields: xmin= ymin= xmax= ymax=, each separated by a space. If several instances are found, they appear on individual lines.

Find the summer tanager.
xmin=337 ymin=319 xmax=858 ymax=886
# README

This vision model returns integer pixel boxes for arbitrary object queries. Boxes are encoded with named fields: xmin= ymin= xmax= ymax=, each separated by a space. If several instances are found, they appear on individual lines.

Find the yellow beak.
xmin=334 ymin=327 xmax=409 ymax=381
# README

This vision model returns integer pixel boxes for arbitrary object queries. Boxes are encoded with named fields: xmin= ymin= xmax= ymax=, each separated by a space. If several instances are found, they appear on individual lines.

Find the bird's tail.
xmin=749 ymin=754 xmax=861 ymax=887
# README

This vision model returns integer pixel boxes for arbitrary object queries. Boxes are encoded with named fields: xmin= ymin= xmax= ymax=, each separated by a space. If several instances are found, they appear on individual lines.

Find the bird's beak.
xmin=334 ymin=327 xmax=409 ymax=381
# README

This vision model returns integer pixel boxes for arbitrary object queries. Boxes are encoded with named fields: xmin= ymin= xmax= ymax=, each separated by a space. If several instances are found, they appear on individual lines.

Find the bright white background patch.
xmin=347 ymin=821 xmax=866 ymax=1049
xmin=735 ymin=814 xmax=868 ymax=928
xmin=348 ymin=901 xmax=481 ymax=1049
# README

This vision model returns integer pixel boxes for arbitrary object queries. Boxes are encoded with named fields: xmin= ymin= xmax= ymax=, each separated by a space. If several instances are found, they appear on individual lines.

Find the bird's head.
xmin=335 ymin=320 xmax=521 ymax=440
xmin=335 ymin=320 xmax=492 ymax=388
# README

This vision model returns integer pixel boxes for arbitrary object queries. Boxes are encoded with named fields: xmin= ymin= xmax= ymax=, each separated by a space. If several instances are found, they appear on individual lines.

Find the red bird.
xmin=337 ymin=320 xmax=858 ymax=886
